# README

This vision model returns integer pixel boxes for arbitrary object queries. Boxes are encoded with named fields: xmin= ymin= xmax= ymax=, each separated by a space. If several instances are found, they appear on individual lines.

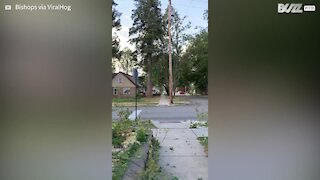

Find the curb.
xmin=123 ymin=135 xmax=152 ymax=180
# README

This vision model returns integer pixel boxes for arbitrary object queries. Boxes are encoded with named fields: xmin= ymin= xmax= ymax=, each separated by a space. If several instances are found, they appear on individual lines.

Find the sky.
xmin=114 ymin=0 xmax=208 ymax=51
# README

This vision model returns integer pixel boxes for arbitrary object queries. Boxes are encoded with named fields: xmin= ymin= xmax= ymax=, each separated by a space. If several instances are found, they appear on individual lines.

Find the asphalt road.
xmin=112 ymin=96 xmax=208 ymax=121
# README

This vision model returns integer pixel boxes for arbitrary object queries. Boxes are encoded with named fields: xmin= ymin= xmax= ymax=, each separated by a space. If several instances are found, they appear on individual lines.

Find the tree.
xmin=180 ymin=29 xmax=208 ymax=95
xmin=203 ymin=10 xmax=208 ymax=21
xmin=167 ymin=7 xmax=191 ymax=96
xmin=129 ymin=0 xmax=164 ymax=97
xmin=118 ymin=48 xmax=137 ymax=74
xmin=112 ymin=1 xmax=122 ymax=60
xmin=152 ymin=6 xmax=191 ymax=96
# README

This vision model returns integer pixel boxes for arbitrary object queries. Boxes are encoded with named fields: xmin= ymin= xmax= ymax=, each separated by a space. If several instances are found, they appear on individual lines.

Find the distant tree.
xmin=129 ymin=0 xmax=164 ymax=97
xmin=167 ymin=7 xmax=191 ymax=96
xmin=203 ymin=10 xmax=208 ymax=21
xmin=118 ymin=48 xmax=137 ymax=74
xmin=153 ymin=6 xmax=191 ymax=95
xmin=180 ymin=29 xmax=208 ymax=94
xmin=112 ymin=1 xmax=122 ymax=60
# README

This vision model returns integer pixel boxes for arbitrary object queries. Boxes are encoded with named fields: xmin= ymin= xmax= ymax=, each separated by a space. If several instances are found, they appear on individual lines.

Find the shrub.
xmin=136 ymin=128 xmax=147 ymax=143
xmin=112 ymin=120 xmax=133 ymax=147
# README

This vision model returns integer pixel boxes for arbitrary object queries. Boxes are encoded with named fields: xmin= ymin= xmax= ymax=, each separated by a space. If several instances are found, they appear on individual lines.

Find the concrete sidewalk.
xmin=152 ymin=120 xmax=208 ymax=180
xmin=158 ymin=95 xmax=170 ymax=106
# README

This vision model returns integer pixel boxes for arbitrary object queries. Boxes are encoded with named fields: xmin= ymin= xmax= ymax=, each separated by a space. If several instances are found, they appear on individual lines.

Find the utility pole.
xmin=133 ymin=68 xmax=138 ymax=121
xmin=168 ymin=0 xmax=173 ymax=105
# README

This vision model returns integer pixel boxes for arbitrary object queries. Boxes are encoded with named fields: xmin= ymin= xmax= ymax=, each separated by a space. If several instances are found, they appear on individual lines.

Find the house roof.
xmin=112 ymin=72 xmax=142 ymax=88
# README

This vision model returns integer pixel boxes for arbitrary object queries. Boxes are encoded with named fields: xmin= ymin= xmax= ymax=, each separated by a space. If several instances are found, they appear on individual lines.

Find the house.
xmin=112 ymin=72 xmax=141 ymax=97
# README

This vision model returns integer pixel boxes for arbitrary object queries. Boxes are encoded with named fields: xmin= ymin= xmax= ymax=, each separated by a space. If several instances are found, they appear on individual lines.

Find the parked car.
xmin=176 ymin=91 xmax=185 ymax=95
xmin=152 ymin=89 xmax=161 ymax=96
xmin=139 ymin=89 xmax=146 ymax=96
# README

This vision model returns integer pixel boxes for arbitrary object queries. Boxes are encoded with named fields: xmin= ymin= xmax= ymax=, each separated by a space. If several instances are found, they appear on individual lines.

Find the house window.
xmin=123 ymin=88 xmax=130 ymax=95
xmin=118 ymin=77 xmax=123 ymax=84
xmin=113 ymin=88 xmax=118 ymax=95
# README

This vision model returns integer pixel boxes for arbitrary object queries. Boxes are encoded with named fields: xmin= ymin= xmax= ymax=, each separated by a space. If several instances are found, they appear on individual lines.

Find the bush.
xmin=136 ymin=128 xmax=147 ymax=143
xmin=112 ymin=120 xmax=133 ymax=147
xmin=113 ymin=135 xmax=126 ymax=147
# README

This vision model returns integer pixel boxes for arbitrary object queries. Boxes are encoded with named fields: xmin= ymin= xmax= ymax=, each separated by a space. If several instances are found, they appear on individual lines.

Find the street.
xmin=112 ymin=96 xmax=208 ymax=121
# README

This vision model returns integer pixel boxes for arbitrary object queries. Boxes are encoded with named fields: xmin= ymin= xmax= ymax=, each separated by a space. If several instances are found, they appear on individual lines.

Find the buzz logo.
xmin=278 ymin=3 xmax=316 ymax=13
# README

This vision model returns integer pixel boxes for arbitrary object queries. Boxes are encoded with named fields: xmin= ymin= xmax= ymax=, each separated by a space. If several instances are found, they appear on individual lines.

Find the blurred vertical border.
xmin=209 ymin=0 xmax=320 ymax=179
xmin=0 ymin=0 xmax=112 ymax=180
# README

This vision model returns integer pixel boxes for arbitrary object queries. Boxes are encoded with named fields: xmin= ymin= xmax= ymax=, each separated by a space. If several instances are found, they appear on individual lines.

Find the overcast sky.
xmin=114 ymin=0 xmax=208 ymax=51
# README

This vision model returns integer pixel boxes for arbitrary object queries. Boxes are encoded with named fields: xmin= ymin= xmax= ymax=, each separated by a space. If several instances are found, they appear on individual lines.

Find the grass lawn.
xmin=113 ymin=96 xmax=190 ymax=107
xmin=113 ymin=97 xmax=161 ymax=107
xmin=172 ymin=96 xmax=191 ymax=105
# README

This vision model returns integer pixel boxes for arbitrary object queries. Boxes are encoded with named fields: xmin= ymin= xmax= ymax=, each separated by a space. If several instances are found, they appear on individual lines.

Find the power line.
xmin=173 ymin=5 xmax=207 ymax=9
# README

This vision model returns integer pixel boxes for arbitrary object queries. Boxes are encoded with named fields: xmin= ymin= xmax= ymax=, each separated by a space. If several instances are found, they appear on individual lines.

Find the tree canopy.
xmin=179 ymin=29 xmax=208 ymax=94
xmin=129 ymin=0 xmax=164 ymax=97
xmin=118 ymin=48 xmax=137 ymax=74
xmin=152 ymin=6 xmax=191 ymax=95
xmin=113 ymin=1 xmax=208 ymax=96
xmin=112 ymin=1 xmax=122 ymax=60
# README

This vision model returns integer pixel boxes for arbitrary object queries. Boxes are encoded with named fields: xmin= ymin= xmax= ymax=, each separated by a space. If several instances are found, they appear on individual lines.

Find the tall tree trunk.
xmin=163 ymin=85 xmax=169 ymax=96
xmin=146 ymin=58 xmax=153 ymax=97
